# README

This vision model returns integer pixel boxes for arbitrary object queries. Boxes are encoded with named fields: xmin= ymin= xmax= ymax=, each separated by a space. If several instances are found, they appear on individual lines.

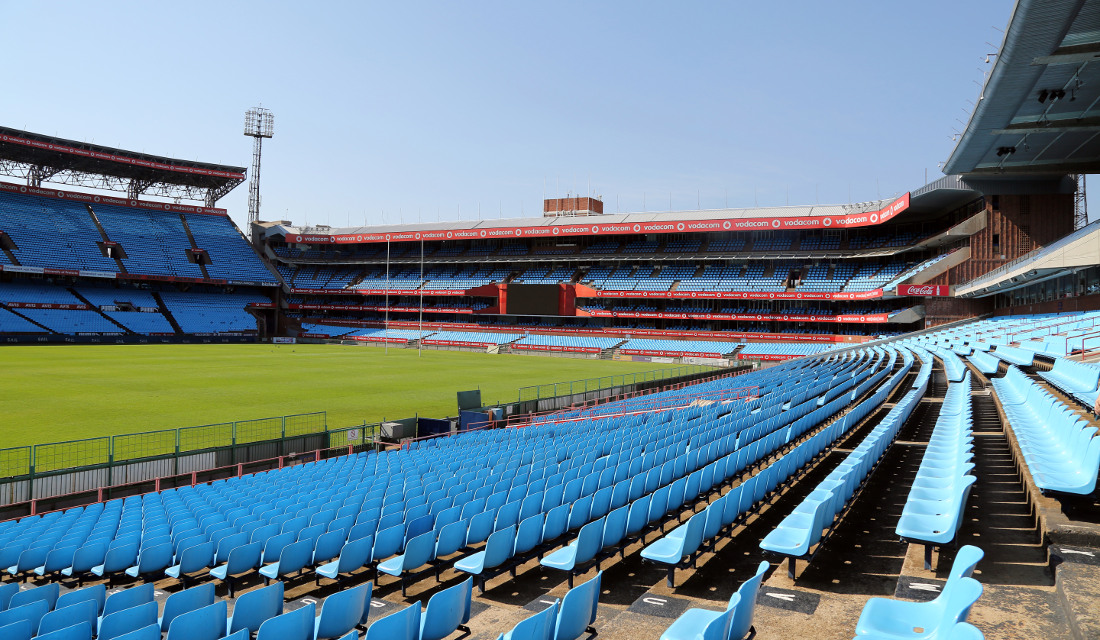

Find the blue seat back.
xmin=276 ymin=539 xmax=315 ymax=576
xmin=728 ymin=561 xmax=769 ymax=640
xmin=373 ymin=524 xmax=405 ymax=561
xmin=509 ymin=600 xmax=559 ymax=640
xmin=229 ymin=582 xmax=284 ymax=635
xmin=160 ymin=583 xmax=216 ymax=633
xmin=256 ymin=602 xmax=315 ymax=640
xmin=420 ymin=577 xmax=472 ymax=640
xmin=103 ymin=583 xmax=154 ymax=617
xmin=135 ymin=542 xmax=173 ymax=573
xmin=99 ymin=600 xmax=158 ymax=640
xmin=402 ymin=532 xmax=437 ymax=571
xmin=38 ymin=599 xmax=97 ymax=637
xmin=573 ymin=518 xmax=605 ymax=565
xmin=483 ymin=524 xmax=517 ymax=570
xmin=55 ymin=584 xmax=106 ymax=615
xmin=165 ymin=599 xmax=228 ymax=640
xmin=363 ymin=603 xmax=419 ymax=640
xmin=226 ymin=541 xmax=263 ymax=575
xmin=514 ymin=514 xmax=544 ymax=556
xmin=10 ymin=583 xmax=59 ymax=611
xmin=36 ymin=620 xmax=94 ymax=640
xmin=261 ymin=532 xmax=295 ymax=564
xmin=555 ymin=571 xmax=601 ymax=640
xmin=0 ymin=600 xmax=47 ymax=635
xmin=315 ymin=583 xmax=371 ymax=640
xmin=178 ymin=541 xmax=215 ymax=574
xmin=312 ymin=529 xmax=346 ymax=565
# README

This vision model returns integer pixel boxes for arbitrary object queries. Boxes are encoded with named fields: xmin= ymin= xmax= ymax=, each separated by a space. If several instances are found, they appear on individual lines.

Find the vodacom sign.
xmin=896 ymin=284 xmax=951 ymax=297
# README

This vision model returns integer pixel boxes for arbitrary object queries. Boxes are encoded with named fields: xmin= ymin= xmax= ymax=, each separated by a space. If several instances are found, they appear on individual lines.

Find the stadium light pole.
xmin=419 ymin=235 xmax=424 ymax=357
xmin=243 ymin=107 xmax=274 ymax=228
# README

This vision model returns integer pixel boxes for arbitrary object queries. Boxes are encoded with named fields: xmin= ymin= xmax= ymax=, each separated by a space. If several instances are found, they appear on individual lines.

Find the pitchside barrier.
xmin=0 ymin=412 xmax=332 ymax=508
xmin=513 ymin=364 xmax=744 ymax=414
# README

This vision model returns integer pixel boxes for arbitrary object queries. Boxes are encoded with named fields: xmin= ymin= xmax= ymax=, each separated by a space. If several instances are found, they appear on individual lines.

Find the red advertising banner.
xmin=285 ymin=194 xmax=910 ymax=245
xmin=593 ymin=289 xmax=885 ymax=301
xmin=621 ymin=349 xmax=724 ymax=358
xmin=738 ymin=353 xmax=804 ymax=361
xmin=584 ymin=310 xmax=890 ymax=323
xmin=0 ymin=181 xmax=229 ymax=216
xmin=0 ymin=135 xmax=246 ymax=180
xmin=421 ymin=339 xmax=498 ymax=348
xmin=291 ymin=285 xmax=884 ymax=302
xmin=512 ymin=344 xmax=602 ymax=354
xmin=288 ymin=303 xmax=473 ymax=314
xmin=895 ymin=284 xmax=951 ymax=297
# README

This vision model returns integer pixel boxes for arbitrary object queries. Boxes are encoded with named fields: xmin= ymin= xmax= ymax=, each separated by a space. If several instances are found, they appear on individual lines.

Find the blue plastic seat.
xmin=314 ymin=582 xmax=371 ymax=639
xmin=98 ymin=600 xmax=158 ymax=640
xmin=38 ymin=599 xmax=98 ymax=637
xmin=0 ymin=601 xmax=48 ymax=636
xmin=260 ymin=538 xmax=314 ymax=585
xmin=541 ymin=517 xmax=605 ymax=588
xmin=659 ymin=561 xmax=767 ymax=640
xmin=55 ymin=584 xmax=106 ymax=616
xmin=554 ymin=571 xmax=601 ymax=640
xmin=0 ymin=581 xmax=20 ymax=610
xmin=103 ymin=583 xmax=155 ymax=618
xmin=209 ymin=540 xmax=262 ymax=597
xmin=159 ymin=583 xmax=215 ymax=633
xmin=228 ymin=581 xmax=284 ymax=636
xmin=124 ymin=542 xmax=173 ymax=581
xmin=165 ymin=541 xmax=215 ymax=586
xmin=640 ymin=511 xmax=707 ymax=587
xmin=165 ymin=600 xmax=228 ymax=640
xmin=504 ymin=599 xmax=559 ymax=640
xmin=106 ymin=623 xmax=160 ymax=640
xmin=854 ymin=577 xmax=983 ymax=639
xmin=419 ymin=577 xmax=473 ymax=640
xmin=312 ymin=529 xmax=346 ymax=566
xmin=9 ymin=582 xmax=59 ymax=611
xmin=454 ymin=524 xmax=516 ymax=593
xmin=316 ymin=535 xmax=373 ymax=584
xmin=33 ymin=545 xmax=76 ymax=579
xmin=90 ymin=543 xmax=138 ymax=585
xmin=378 ymin=531 xmax=437 ymax=596
xmin=364 ymin=603 xmax=420 ymax=640
xmin=256 ymin=602 xmax=315 ymax=640
xmin=36 ymin=620 xmax=94 ymax=640
xmin=660 ymin=602 xmax=736 ymax=640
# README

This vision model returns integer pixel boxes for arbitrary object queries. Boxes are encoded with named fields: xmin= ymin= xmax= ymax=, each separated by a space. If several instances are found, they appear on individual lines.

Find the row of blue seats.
xmin=491 ymin=572 xmax=600 ymax=640
xmin=760 ymin=349 xmax=924 ymax=577
xmin=990 ymin=345 xmax=1034 ymax=368
xmin=1038 ymin=357 xmax=1100 ymax=409
xmin=991 ymin=367 xmax=1100 ymax=494
xmin=896 ymin=372 xmax=976 ymax=569
xmin=641 ymin=350 xmax=906 ymax=584
xmin=966 ymin=350 xmax=999 ymax=375
xmin=658 ymin=561 xmax=767 ymax=640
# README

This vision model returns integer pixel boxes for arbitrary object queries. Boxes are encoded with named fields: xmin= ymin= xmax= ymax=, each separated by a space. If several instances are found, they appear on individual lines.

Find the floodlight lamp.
xmin=244 ymin=107 xmax=274 ymax=138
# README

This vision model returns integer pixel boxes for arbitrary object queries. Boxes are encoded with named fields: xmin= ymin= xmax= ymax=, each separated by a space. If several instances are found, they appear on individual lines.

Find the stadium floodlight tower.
xmin=243 ymin=107 xmax=274 ymax=226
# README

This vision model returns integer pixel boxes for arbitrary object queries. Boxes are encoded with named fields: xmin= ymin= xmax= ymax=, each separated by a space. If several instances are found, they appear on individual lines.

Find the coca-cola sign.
xmin=896 ymin=284 xmax=950 ymax=297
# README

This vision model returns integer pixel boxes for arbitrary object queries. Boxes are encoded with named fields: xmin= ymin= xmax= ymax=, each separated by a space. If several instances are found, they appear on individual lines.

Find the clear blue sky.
xmin=1 ymin=1 xmax=1013 ymax=229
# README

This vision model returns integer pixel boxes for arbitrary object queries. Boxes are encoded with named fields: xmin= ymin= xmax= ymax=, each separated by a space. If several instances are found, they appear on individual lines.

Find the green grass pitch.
xmin=0 ymin=344 xmax=678 ymax=452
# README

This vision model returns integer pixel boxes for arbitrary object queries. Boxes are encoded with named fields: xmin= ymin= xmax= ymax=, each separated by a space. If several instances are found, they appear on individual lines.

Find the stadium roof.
xmin=266 ymin=180 xmax=983 ymax=245
xmin=944 ymin=0 xmax=1100 ymax=176
xmin=0 ymin=126 xmax=246 ymax=206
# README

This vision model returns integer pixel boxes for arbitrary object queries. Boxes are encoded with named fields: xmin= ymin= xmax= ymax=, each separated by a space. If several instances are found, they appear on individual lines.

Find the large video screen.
xmin=507 ymin=284 xmax=560 ymax=316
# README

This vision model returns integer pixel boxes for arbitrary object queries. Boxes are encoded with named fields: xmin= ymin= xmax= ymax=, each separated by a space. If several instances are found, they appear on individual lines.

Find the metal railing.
xmin=516 ymin=364 xmax=716 ymax=402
